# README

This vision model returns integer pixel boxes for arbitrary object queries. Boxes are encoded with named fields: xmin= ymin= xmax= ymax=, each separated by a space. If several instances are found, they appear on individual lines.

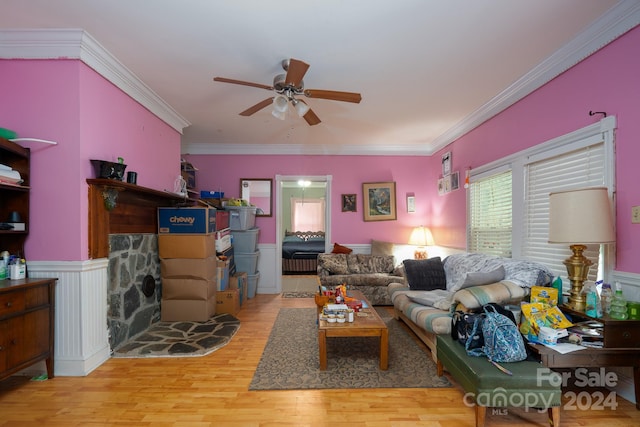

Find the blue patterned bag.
xmin=466 ymin=304 xmax=526 ymax=363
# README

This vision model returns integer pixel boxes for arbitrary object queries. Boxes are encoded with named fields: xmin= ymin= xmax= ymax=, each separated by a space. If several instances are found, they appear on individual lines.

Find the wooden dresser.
xmin=0 ymin=278 xmax=56 ymax=380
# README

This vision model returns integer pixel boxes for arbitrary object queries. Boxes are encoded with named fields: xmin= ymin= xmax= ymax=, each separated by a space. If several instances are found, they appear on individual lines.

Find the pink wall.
xmin=0 ymin=59 xmax=182 ymax=261
xmin=185 ymin=155 xmax=432 ymax=245
xmin=427 ymin=25 xmax=640 ymax=273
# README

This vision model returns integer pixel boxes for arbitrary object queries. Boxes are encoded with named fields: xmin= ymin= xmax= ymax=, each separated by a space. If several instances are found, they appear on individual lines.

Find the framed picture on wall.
xmin=443 ymin=174 xmax=452 ymax=193
xmin=442 ymin=151 xmax=452 ymax=176
xmin=341 ymin=194 xmax=357 ymax=212
xmin=451 ymin=171 xmax=460 ymax=191
xmin=362 ymin=182 xmax=397 ymax=221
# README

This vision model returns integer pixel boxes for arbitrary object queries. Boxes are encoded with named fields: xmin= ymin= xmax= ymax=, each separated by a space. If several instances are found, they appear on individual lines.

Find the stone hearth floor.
xmin=112 ymin=313 xmax=240 ymax=358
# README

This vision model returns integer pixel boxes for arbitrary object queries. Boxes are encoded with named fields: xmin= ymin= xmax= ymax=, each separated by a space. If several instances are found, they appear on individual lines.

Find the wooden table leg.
xmin=379 ymin=328 xmax=389 ymax=370
xmin=548 ymin=406 xmax=560 ymax=426
xmin=634 ymin=364 xmax=640 ymax=410
xmin=318 ymin=329 xmax=327 ymax=370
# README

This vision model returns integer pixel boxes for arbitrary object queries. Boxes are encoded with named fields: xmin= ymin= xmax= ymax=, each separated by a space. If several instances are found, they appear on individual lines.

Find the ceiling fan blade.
xmin=239 ymin=98 xmax=274 ymax=116
xmin=213 ymin=77 xmax=273 ymax=91
xmin=285 ymin=58 xmax=310 ymax=88
xmin=304 ymin=89 xmax=362 ymax=104
xmin=302 ymin=108 xmax=321 ymax=126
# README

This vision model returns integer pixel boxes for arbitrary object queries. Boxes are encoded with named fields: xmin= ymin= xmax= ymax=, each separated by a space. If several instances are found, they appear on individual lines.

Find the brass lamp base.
xmin=564 ymin=244 xmax=593 ymax=312
xmin=414 ymin=248 xmax=428 ymax=260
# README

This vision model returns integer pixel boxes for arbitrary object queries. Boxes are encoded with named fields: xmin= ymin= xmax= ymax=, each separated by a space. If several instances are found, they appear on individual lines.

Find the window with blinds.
xmin=522 ymin=142 xmax=606 ymax=282
xmin=468 ymin=170 xmax=513 ymax=257
xmin=466 ymin=117 xmax=615 ymax=286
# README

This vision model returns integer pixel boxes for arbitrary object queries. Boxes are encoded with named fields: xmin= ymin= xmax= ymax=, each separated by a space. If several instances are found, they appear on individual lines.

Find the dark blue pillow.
xmin=403 ymin=257 xmax=447 ymax=291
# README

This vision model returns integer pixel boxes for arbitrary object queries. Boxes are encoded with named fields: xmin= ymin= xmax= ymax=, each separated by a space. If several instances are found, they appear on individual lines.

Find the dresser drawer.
xmin=603 ymin=322 xmax=640 ymax=348
xmin=0 ymin=290 xmax=26 ymax=318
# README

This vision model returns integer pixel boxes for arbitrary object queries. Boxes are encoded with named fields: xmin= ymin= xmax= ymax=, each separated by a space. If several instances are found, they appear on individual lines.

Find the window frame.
xmin=466 ymin=116 xmax=616 ymax=282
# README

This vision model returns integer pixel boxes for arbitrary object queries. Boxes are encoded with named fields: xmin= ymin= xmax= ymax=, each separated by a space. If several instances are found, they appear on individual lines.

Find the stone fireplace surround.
xmin=87 ymin=180 xmax=186 ymax=352
xmin=107 ymin=233 xmax=161 ymax=351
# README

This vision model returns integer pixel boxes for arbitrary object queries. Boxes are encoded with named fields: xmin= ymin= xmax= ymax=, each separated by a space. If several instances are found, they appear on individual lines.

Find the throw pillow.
xmin=403 ymin=257 xmax=446 ymax=291
xmin=458 ymin=265 xmax=506 ymax=291
xmin=332 ymin=243 xmax=353 ymax=254
xmin=371 ymin=240 xmax=395 ymax=256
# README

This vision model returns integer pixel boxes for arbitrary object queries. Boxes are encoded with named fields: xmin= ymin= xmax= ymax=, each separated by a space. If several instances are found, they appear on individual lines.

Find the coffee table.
xmin=317 ymin=290 xmax=388 ymax=370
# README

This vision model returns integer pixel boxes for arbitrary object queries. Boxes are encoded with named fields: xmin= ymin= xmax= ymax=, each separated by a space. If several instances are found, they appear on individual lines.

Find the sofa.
xmin=317 ymin=253 xmax=405 ymax=305
xmin=388 ymin=252 xmax=554 ymax=362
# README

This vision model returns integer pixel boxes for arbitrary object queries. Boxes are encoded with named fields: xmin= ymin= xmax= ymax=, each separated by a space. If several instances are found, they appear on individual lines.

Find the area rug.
xmin=281 ymin=291 xmax=316 ymax=298
xmin=112 ymin=313 xmax=240 ymax=358
xmin=249 ymin=307 xmax=450 ymax=390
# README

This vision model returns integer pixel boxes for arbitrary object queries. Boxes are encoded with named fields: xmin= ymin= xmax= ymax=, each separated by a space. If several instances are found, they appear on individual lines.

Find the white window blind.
xmin=291 ymin=197 xmax=325 ymax=232
xmin=522 ymin=142 xmax=606 ymax=282
xmin=468 ymin=170 xmax=513 ymax=257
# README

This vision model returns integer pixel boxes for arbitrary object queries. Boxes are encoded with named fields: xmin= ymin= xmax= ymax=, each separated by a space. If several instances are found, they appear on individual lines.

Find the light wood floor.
xmin=1 ymin=294 xmax=638 ymax=426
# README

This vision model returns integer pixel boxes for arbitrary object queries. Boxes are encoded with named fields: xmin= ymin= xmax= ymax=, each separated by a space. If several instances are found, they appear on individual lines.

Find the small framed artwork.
xmin=407 ymin=195 xmax=416 ymax=213
xmin=443 ymin=174 xmax=452 ymax=193
xmin=363 ymin=181 xmax=397 ymax=221
xmin=438 ymin=178 xmax=445 ymax=195
xmin=442 ymin=151 xmax=452 ymax=176
xmin=451 ymin=171 xmax=460 ymax=191
xmin=341 ymin=194 xmax=357 ymax=212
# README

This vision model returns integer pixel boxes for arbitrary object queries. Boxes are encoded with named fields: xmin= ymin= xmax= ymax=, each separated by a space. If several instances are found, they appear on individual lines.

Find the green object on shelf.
xmin=0 ymin=127 xmax=18 ymax=140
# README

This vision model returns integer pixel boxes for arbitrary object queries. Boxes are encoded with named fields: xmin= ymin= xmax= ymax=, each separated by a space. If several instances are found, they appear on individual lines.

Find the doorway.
xmin=275 ymin=175 xmax=332 ymax=293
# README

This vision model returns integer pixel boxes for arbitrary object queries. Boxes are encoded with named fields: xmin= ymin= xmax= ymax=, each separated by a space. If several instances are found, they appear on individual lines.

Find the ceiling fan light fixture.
xmin=271 ymin=108 xmax=286 ymax=120
xmin=272 ymin=95 xmax=289 ymax=113
xmin=292 ymin=99 xmax=310 ymax=117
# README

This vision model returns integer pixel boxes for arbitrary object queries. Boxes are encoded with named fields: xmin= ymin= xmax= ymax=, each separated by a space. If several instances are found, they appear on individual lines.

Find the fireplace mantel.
xmin=87 ymin=179 xmax=192 ymax=258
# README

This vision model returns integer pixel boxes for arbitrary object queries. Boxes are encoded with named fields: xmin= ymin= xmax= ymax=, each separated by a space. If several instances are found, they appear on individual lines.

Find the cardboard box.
xmin=161 ymin=297 xmax=215 ymax=322
xmin=230 ymin=272 xmax=248 ymax=306
xmin=160 ymin=256 xmax=217 ymax=280
xmin=162 ymin=277 xmax=216 ymax=301
xmin=217 ymin=259 xmax=230 ymax=291
xmin=214 ymin=228 xmax=232 ymax=252
xmin=216 ymin=289 xmax=240 ymax=316
xmin=158 ymin=234 xmax=215 ymax=259
xmin=158 ymin=207 xmax=216 ymax=234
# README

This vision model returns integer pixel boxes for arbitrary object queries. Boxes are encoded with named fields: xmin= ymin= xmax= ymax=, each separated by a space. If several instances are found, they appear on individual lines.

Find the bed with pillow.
xmin=387 ymin=252 xmax=554 ymax=362
xmin=282 ymin=230 xmax=326 ymax=274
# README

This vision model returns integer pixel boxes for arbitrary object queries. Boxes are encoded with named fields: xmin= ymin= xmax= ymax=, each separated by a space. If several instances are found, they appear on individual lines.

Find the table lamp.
xmin=548 ymin=187 xmax=615 ymax=312
xmin=408 ymin=226 xmax=435 ymax=259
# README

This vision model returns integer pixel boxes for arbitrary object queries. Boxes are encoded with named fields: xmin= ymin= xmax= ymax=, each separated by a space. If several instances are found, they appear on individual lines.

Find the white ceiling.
xmin=1 ymin=0 xmax=637 ymax=156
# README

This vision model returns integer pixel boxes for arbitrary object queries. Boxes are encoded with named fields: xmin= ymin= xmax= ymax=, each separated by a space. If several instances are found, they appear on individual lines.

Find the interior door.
xmin=275 ymin=175 xmax=332 ymax=291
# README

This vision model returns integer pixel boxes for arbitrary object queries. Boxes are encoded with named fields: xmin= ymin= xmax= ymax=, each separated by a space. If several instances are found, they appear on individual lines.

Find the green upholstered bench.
xmin=436 ymin=335 xmax=561 ymax=427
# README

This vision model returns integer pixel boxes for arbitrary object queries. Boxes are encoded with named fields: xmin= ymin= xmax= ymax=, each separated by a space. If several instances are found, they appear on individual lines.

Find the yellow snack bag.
xmin=521 ymin=303 xmax=546 ymax=335
xmin=530 ymin=286 xmax=558 ymax=307
xmin=544 ymin=306 xmax=573 ymax=329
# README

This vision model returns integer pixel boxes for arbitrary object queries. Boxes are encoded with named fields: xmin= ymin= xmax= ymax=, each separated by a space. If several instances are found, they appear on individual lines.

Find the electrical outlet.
xmin=633 ymin=206 xmax=640 ymax=224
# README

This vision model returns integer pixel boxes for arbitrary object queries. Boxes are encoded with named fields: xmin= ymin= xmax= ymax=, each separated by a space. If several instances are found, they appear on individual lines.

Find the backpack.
xmin=467 ymin=304 xmax=527 ymax=363
xmin=451 ymin=310 xmax=484 ymax=351
xmin=454 ymin=303 xmax=515 ymax=353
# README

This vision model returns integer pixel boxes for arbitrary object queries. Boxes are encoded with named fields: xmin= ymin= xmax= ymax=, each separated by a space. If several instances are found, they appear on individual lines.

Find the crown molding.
xmin=0 ymin=28 xmax=190 ymax=134
xmin=429 ymin=0 xmax=640 ymax=154
xmin=181 ymin=142 xmax=432 ymax=156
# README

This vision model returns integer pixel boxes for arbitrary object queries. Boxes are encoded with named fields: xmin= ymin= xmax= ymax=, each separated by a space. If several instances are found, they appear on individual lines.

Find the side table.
xmin=529 ymin=342 xmax=640 ymax=410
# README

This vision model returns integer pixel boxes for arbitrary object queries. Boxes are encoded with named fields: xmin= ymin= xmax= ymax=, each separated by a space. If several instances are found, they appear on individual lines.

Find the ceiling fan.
xmin=213 ymin=58 xmax=362 ymax=126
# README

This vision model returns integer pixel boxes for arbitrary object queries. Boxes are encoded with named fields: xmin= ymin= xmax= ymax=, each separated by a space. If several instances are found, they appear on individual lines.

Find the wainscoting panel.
xmin=27 ymin=259 xmax=110 ymax=377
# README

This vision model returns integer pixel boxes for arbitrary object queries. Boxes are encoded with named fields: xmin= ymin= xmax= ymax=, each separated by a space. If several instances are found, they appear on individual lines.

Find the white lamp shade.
xmin=293 ymin=100 xmax=310 ymax=117
xmin=408 ymin=226 xmax=435 ymax=246
xmin=271 ymin=109 xmax=286 ymax=120
xmin=272 ymin=95 xmax=289 ymax=113
xmin=548 ymin=187 xmax=615 ymax=244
